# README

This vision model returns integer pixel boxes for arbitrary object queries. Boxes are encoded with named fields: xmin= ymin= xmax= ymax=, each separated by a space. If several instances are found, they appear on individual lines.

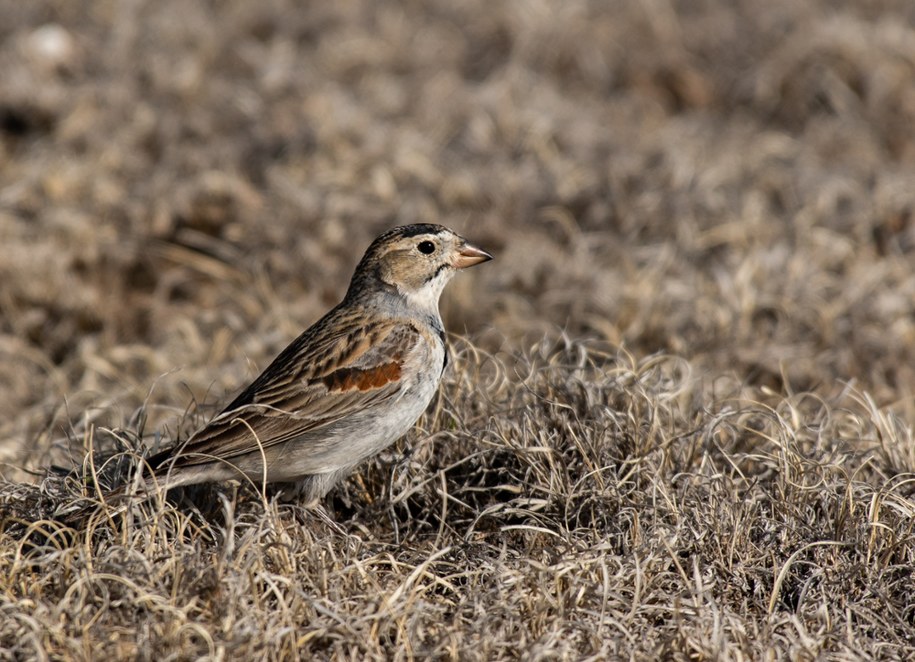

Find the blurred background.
xmin=2 ymin=0 xmax=915 ymax=472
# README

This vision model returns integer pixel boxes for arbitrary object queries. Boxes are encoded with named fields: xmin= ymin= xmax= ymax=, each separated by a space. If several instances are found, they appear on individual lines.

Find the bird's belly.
xmin=262 ymin=343 xmax=444 ymax=481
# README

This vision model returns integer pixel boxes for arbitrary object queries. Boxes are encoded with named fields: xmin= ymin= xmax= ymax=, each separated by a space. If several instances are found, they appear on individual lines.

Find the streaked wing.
xmin=155 ymin=315 xmax=424 ymax=469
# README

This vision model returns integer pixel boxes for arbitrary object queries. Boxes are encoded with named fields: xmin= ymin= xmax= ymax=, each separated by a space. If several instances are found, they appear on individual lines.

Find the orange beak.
xmin=452 ymin=242 xmax=493 ymax=269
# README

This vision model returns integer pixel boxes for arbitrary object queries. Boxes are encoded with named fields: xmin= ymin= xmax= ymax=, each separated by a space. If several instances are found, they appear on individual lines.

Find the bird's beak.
xmin=453 ymin=241 xmax=493 ymax=269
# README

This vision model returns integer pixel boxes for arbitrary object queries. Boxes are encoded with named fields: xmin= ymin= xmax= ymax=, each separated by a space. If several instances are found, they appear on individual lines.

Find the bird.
xmin=140 ymin=224 xmax=492 ymax=507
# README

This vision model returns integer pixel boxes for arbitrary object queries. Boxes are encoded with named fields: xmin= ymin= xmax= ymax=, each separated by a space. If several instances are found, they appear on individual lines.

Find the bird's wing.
xmin=152 ymin=316 xmax=425 ymax=470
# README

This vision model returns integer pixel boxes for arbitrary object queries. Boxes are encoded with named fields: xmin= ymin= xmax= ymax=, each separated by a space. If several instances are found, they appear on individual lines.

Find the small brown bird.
xmin=144 ymin=224 xmax=491 ymax=505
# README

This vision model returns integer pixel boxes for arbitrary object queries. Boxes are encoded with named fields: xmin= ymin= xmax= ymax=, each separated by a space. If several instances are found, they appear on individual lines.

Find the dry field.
xmin=2 ymin=0 xmax=915 ymax=659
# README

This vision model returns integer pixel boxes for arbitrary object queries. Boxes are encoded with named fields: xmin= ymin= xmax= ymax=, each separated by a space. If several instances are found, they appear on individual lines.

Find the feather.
xmin=149 ymin=317 xmax=422 ymax=470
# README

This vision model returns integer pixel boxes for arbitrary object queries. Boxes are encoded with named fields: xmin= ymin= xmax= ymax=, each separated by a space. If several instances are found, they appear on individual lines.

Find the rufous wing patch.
xmin=321 ymin=361 xmax=402 ymax=392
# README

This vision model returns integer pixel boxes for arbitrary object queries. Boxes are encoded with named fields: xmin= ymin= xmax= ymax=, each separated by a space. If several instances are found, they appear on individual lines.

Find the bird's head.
xmin=347 ymin=224 xmax=492 ymax=313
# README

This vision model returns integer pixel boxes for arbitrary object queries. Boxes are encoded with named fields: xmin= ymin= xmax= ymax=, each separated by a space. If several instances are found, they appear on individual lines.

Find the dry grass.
xmin=2 ymin=0 xmax=915 ymax=659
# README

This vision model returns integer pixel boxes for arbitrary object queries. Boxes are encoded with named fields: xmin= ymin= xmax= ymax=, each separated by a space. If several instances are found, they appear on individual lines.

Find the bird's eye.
xmin=417 ymin=240 xmax=436 ymax=255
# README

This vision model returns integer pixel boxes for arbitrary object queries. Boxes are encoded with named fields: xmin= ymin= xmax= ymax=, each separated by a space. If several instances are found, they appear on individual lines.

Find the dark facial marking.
xmin=392 ymin=224 xmax=446 ymax=239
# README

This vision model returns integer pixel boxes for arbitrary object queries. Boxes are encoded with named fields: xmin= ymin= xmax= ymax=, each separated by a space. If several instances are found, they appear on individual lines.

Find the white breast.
xmin=270 ymin=332 xmax=446 ymax=479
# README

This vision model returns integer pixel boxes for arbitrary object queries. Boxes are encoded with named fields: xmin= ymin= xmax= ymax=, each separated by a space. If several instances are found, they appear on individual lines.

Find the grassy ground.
xmin=2 ymin=0 xmax=915 ymax=659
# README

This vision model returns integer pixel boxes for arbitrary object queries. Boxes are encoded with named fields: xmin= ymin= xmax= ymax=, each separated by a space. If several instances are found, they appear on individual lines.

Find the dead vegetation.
xmin=2 ymin=0 xmax=915 ymax=659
